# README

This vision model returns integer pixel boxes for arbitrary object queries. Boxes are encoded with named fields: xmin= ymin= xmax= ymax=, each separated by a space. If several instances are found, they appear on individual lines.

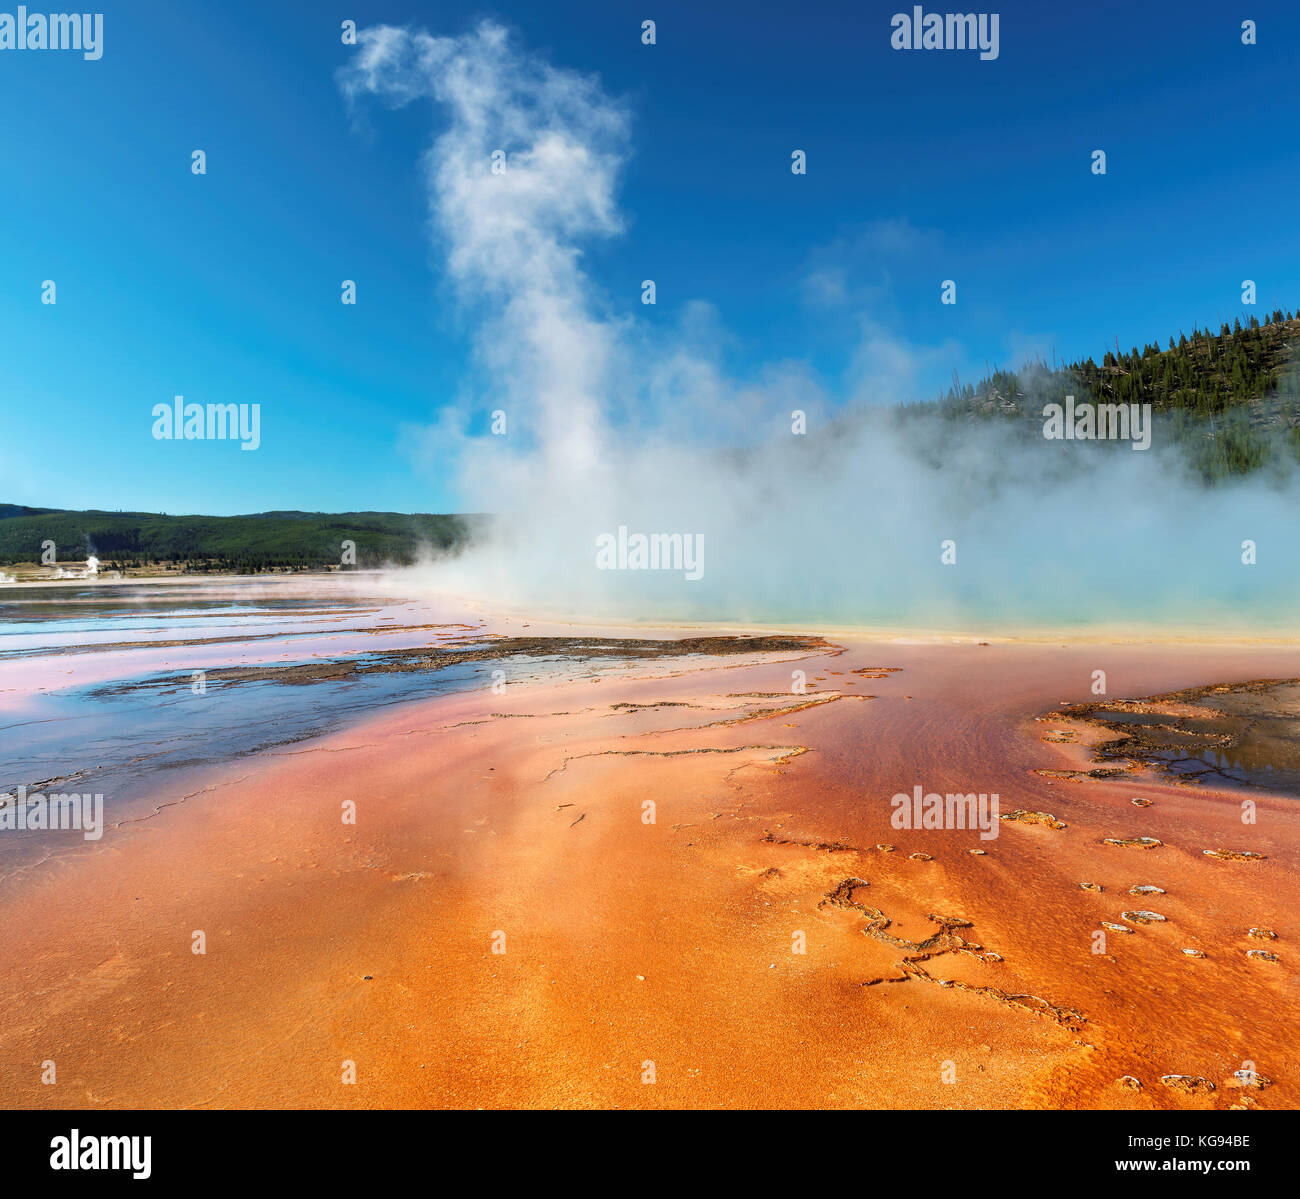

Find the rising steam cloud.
xmin=339 ymin=21 xmax=1299 ymax=633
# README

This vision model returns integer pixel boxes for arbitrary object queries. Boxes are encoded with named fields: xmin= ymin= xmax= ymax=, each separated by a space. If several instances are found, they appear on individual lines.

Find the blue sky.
xmin=2 ymin=0 xmax=1298 ymax=515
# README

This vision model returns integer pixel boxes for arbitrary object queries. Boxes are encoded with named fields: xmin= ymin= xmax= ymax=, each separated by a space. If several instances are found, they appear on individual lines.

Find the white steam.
xmin=340 ymin=21 xmax=1299 ymax=632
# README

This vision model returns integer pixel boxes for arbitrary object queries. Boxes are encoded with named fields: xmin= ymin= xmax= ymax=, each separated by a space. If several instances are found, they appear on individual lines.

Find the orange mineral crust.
xmin=1 ymin=638 xmax=1297 ymax=1109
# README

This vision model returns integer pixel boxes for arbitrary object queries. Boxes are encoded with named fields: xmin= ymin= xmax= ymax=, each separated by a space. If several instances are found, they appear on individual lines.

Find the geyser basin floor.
xmin=1044 ymin=680 xmax=1300 ymax=795
xmin=1 ymin=634 xmax=1297 ymax=1109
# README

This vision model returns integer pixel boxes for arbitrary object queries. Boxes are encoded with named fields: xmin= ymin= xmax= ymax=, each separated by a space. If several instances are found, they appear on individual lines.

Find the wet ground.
xmin=1049 ymin=679 xmax=1300 ymax=795
xmin=0 ymin=576 xmax=826 ymax=865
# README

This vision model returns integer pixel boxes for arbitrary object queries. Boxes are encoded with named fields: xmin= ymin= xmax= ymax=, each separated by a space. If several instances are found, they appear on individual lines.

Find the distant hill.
xmin=913 ymin=308 xmax=1300 ymax=482
xmin=0 ymin=507 xmax=479 ymax=571
xmin=8 ymin=311 xmax=1297 ymax=569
